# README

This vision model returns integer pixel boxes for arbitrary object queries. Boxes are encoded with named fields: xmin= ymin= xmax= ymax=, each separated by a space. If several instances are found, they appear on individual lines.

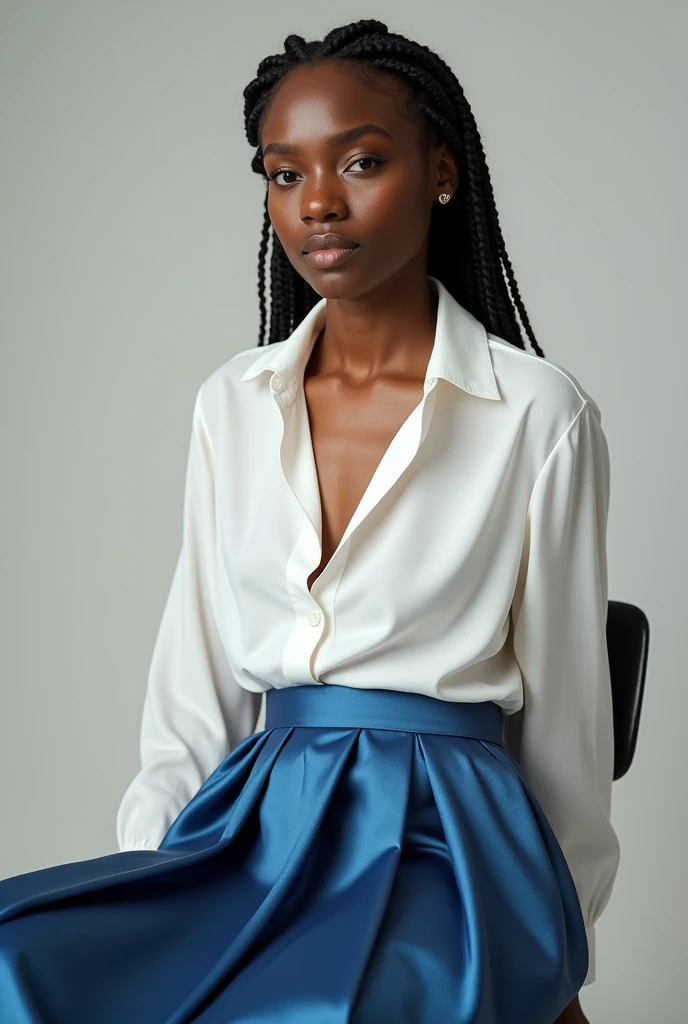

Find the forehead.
xmin=259 ymin=61 xmax=421 ymax=148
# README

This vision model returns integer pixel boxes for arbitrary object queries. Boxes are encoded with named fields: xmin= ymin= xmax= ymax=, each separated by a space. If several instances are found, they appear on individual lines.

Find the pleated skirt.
xmin=0 ymin=684 xmax=589 ymax=1023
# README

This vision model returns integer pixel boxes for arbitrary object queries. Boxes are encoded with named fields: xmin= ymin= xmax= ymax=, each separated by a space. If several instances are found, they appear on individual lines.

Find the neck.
xmin=308 ymin=262 xmax=438 ymax=386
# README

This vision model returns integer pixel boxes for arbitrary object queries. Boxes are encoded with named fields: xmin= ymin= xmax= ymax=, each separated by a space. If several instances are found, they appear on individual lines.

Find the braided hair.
xmin=243 ymin=18 xmax=544 ymax=356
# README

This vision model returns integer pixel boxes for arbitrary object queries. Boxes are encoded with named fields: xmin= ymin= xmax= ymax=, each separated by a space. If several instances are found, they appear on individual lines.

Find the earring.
xmin=438 ymin=193 xmax=452 ymax=204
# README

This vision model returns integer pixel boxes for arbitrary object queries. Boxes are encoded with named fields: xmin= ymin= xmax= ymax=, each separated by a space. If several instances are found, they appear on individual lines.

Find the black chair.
xmin=607 ymin=600 xmax=649 ymax=780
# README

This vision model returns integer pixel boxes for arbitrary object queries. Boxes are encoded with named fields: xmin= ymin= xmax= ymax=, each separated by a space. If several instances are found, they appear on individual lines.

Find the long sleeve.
xmin=509 ymin=398 xmax=621 ymax=987
xmin=116 ymin=384 xmax=263 ymax=852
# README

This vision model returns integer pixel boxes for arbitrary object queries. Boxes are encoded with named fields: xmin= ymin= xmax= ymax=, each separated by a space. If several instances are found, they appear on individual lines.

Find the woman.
xmin=0 ymin=19 xmax=619 ymax=1024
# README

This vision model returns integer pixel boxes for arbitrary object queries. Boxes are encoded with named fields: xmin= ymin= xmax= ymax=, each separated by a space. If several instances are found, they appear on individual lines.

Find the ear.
xmin=434 ymin=141 xmax=459 ymax=195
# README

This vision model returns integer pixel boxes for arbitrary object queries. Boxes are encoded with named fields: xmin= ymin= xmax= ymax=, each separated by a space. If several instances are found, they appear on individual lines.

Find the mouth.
xmin=302 ymin=245 xmax=360 ymax=268
xmin=301 ymin=232 xmax=361 ymax=269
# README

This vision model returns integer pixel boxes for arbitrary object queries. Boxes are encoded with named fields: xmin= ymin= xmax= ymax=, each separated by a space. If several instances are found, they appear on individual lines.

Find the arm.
xmin=116 ymin=384 xmax=263 ymax=851
xmin=509 ymin=399 xmax=621 ymax=989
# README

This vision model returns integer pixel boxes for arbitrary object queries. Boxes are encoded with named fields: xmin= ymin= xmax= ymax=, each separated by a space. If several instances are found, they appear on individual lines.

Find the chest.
xmin=303 ymin=376 xmax=425 ymax=592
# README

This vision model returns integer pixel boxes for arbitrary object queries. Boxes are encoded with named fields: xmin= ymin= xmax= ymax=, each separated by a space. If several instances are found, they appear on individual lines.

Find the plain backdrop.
xmin=1 ymin=2 xmax=685 ymax=1020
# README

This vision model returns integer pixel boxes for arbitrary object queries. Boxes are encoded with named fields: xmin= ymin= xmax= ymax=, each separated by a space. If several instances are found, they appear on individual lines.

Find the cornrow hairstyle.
xmin=243 ymin=18 xmax=544 ymax=357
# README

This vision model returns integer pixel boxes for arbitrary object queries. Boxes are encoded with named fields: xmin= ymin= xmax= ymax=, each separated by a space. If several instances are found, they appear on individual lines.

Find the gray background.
xmin=1 ymin=2 xmax=685 ymax=1020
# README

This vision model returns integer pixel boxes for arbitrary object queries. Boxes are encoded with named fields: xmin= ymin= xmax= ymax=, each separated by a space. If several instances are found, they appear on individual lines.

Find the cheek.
xmin=352 ymin=171 xmax=429 ymax=249
xmin=266 ymin=187 xmax=297 ymax=243
xmin=265 ymin=193 xmax=308 ymax=277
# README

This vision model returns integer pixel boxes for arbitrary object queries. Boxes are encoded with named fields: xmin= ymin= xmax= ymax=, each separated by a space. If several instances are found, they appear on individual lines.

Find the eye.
xmin=266 ymin=154 xmax=385 ymax=187
xmin=346 ymin=155 xmax=384 ymax=173
xmin=267 ymin=169 xmax=300 ymax=187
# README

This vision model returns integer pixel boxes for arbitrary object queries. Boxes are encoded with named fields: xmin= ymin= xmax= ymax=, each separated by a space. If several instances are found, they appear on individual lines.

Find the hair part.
xmin=243 ymin=19 xmax=544 ymax=356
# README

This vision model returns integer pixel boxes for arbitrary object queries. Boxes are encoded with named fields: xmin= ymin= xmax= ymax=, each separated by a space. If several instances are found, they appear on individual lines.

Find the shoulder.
xmin=191 ymin=341 xmax=286 ymax=429
xmin=486 ymin=330 xmax=603 ymax=447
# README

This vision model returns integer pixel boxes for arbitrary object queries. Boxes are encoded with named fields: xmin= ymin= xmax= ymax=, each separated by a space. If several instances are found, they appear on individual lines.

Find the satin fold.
xmin=0 ymin=684 xmax=588 ymax=1023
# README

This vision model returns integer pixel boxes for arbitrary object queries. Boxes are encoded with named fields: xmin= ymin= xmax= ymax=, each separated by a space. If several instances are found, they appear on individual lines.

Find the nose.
xmin=300 ymin=175 xmax=347 ymax=223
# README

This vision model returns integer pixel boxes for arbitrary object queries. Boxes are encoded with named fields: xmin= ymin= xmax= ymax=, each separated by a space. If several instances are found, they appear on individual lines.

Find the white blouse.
xmin=116 ymin=276 xmax=620 ymax=986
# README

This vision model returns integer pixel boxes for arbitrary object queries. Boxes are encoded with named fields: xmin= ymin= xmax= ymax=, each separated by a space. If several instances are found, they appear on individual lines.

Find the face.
xmin=259 ymin=60 xmax=457 ymax=300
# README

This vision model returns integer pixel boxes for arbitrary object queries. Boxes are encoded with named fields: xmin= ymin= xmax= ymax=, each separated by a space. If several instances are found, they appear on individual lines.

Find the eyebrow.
xmin=261 ymin=123 xmax=394 ymax=158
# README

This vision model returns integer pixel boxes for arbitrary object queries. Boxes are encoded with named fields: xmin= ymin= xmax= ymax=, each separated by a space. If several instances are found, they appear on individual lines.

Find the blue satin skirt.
xmin=0 ymin=684 xmax=589 ymax=1023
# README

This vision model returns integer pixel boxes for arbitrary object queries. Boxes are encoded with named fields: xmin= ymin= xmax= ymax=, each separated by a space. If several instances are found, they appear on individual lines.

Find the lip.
xmin=303 ymin=246 xmax=360 ymax=268
xmin=302 ymin=232 xmax=359 ymax=253
xmin=301 ymin=231 xmax=361 ymax=268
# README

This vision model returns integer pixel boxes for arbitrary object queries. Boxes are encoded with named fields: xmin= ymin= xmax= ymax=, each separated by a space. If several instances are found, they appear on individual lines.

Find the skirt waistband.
xmin=265 ymin=684 xmax=504 ymax=744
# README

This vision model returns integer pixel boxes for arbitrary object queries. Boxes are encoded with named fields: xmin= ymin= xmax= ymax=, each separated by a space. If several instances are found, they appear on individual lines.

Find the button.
xmin=308 ymin=609 xmax=322 ymax=626
xmin=271 ymin=374 xmax=284 ymax=392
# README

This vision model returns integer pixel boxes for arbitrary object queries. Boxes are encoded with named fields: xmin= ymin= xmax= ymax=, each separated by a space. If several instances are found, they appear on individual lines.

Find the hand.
xmin=554 ymin=994 xmax=590 ymax=1023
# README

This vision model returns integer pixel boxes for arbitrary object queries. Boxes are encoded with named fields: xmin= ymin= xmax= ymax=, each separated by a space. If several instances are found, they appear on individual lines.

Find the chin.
xmin=300 ymin=271 xmax=381 ymax=302
xmin=306 ymin=279 xmax=356 ymax=300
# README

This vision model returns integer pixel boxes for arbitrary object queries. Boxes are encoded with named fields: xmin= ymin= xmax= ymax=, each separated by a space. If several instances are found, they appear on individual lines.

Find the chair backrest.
xmin=607 ymin=600 xmax=649 ymax=780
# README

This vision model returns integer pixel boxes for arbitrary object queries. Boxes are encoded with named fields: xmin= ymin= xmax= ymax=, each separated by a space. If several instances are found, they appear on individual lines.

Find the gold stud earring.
xmin=438 ymin=193 xmax=452 ymax=204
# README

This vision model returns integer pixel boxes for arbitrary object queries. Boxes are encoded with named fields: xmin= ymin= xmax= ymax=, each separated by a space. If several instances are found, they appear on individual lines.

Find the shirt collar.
xmin=238 ymin=275 xmax=501 ymax=402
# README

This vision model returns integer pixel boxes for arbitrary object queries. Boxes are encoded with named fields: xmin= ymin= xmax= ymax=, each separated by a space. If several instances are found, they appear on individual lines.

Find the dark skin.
xmin=260 ymin=60 xmax=589 ymax=1024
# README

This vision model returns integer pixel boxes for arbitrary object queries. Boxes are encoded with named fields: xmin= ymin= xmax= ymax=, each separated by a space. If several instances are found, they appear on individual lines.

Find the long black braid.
xmin=243 ymin=19 xmax=544 ymax=356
